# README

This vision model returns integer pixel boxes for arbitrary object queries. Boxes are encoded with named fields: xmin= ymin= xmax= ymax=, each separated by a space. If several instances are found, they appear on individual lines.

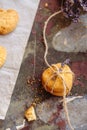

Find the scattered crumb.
xmin=25 ymin=105 xmax=36 ymax=122
xmin=45 ymin=3 xmax=48 ymax=8
xmin=32 ymin=102 xmax=36 ymax=107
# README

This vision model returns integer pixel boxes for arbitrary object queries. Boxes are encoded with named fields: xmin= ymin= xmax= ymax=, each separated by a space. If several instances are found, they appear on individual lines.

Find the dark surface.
xmin=0 ymin=0 xmax=87 ymax=130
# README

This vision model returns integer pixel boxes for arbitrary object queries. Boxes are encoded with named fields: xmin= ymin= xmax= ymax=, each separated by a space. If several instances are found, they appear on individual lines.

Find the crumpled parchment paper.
xmin=0 ymin=0 xmax=40 ymax=120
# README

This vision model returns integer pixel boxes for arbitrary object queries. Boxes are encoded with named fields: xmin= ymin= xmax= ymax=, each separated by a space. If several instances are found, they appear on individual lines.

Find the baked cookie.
xmin=42 ymin=63 xmax=74 ymax=96
xmin=0 ymin=9 xmax=19 ymax=34
xmin=0 ymin=46 xmax=7 ymax=67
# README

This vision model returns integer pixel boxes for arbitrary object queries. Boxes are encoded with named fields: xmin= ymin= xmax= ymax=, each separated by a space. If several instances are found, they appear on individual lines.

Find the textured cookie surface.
xmin=0 ymin=46 xmax=7 ymax=67
xmin=42 ymin=63 xmax=74 ymax=96
xmin=0 ymin=9 xmax=19 ymax=34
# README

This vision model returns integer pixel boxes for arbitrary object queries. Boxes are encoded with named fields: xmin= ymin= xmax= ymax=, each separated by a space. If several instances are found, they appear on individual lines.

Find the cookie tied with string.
xmin=42 ymin=63 xmax=74 ymax=96
xmin=0 ymin=46 xmax=7 ymax=67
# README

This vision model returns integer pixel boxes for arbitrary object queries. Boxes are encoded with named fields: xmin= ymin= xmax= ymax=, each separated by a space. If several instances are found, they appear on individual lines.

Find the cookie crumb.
xmin=25 ymin=105 xmax=36 ymax=122
xmin=45 ymin=3 xmax=48 ymax=8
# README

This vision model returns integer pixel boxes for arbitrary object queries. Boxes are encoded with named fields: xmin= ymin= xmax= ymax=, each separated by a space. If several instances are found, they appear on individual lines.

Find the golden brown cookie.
xmin=0 ymin=46 xmax=7 ymax=67
xmin=0 ymin=9 xmax=19 ymax=34
xmin=42 ymin=63 xmax=74 ymax=96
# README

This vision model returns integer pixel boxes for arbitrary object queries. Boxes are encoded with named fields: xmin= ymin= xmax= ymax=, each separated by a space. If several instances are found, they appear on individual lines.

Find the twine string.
xmin=43 ymin=10 xmax=74 ymax=130
xmin=43 ymin=10 xmax=62 ymax=70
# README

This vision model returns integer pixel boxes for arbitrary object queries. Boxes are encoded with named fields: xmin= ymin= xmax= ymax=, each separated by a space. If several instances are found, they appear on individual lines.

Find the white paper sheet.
xmin=0 ymin=0 xmax=40 ymax=120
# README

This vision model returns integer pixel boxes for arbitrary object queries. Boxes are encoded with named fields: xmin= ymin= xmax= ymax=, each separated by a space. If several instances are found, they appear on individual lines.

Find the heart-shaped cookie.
xmin=0 ymin=9 xmax=19 ymax=34
xmin=0 ymin=46 xmax=7 ymax=67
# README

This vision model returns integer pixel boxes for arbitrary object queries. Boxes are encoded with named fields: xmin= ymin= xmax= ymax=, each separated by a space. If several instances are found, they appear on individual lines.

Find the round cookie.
xmin=0 ymin=9 xmax=19 ymax=34
xmin=42 ymin=63 xmax=74 ymax=96
xmin=0 ymin=46 xmax=7 ymax=67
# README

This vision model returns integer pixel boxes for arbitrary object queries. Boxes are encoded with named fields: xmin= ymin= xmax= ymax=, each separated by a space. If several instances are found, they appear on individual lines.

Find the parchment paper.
xmin=0 ymin=0 xmax=40 ymax=120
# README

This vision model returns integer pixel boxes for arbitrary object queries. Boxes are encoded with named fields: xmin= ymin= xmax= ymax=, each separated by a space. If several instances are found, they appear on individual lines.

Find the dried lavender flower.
xmin=62 ymin=0 xmax=87 ymax=22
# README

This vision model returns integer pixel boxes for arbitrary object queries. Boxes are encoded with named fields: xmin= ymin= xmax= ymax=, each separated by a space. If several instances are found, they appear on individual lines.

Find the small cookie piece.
xmin=0 ymin=9 xmax=19 ymax=34
xmin=0 ymin=46 xmax=7 ymax=67
xmin=25 ymin=106 xmax=36 ymax=122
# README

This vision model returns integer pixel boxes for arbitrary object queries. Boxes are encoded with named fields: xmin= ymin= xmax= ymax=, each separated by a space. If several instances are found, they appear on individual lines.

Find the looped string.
xmin=43 ymin=10 xmax=74 ymax=130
